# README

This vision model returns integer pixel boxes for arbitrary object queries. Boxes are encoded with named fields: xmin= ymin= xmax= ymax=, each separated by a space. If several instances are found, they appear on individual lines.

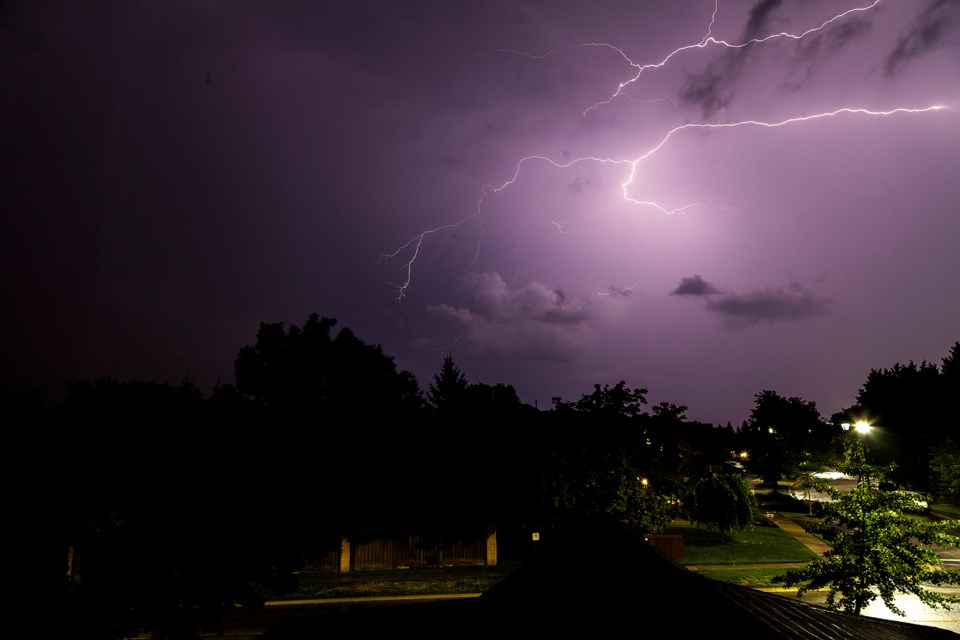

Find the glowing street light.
xmin=840 ymin=420 xmax=872 ymax=433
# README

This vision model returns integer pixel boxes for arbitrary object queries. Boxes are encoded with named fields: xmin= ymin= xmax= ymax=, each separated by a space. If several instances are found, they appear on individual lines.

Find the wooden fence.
xmin=303 ymin=524 xmax=497 ymax=572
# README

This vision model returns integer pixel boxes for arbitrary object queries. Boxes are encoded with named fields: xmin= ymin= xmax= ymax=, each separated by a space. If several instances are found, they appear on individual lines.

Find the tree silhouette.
xmin=231 ymin=314 xmax=431 ymax=575
xmin=741 ymin=390 xmax=836 ymax=486
xmin=426 ymin=354 xmax=468 ymax=415
xmin=839 ymin=355 xmax=950 ymax=490
xmin=544 ymin=382 xmax=678 ymax=531
xmin=235 ymin=313 xmax=423 ymax=419
xmin=554 ymin=380 xmax=648 ymax=418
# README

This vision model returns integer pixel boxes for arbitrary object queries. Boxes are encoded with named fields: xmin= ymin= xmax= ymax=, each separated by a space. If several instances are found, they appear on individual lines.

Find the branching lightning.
xmin=383 ymin=1 xmax=947 ymax=302
xmin=580 ymin=0 xmax=882 ymax=115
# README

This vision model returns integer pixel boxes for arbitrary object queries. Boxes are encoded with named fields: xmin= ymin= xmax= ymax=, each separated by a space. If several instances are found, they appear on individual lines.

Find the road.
xmin=761 ymin=586 xmax=960 ymax=634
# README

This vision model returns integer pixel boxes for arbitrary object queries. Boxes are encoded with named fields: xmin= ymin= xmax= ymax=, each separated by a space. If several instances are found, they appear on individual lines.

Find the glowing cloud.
xmin=382 ymin=0 xmax=948 ymax=303
xmin=428 ymin=272 xmax=594 ymax=360
xmin=598 ymin=282 xmax=643 ymax=298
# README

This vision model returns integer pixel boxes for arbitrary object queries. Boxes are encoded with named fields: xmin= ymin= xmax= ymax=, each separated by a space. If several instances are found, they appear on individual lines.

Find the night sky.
xmin=3 ymin=0 xmax=958 ymax=426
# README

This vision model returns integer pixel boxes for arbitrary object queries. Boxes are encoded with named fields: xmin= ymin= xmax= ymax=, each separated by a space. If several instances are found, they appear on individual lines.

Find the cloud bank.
xmin=428 ymin=272 xmax=594 ymax=360
xmin=672 ymin=276 xmax=830 ymax=328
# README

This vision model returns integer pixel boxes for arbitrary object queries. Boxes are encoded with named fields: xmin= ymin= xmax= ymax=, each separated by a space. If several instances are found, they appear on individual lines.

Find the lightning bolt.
xmin=383 ymin=1 xmax=948 ymax=302
xmin=581 ymin=0 xmax=882 ymax=116
xmin=598 ymin=282 xmax=643 ymax=297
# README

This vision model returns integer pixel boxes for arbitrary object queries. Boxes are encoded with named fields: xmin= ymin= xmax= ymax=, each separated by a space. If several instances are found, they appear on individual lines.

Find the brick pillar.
xmin=485 ymin=523 xmax=497 ymax=566
xmin=339 ymin=536 xmax=351 ymax=573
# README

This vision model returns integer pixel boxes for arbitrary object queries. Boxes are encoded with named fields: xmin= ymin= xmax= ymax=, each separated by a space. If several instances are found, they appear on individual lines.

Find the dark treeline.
xmin=8 ymin=313 xmax=957 ymax=639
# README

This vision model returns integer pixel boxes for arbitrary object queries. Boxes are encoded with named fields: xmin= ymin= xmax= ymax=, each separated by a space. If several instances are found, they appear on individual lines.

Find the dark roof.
xmin=260 ymin=516 xmax=957 ymax=639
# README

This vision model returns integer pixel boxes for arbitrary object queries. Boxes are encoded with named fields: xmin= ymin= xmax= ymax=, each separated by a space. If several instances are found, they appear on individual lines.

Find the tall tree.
xmin=234 ymin=313 xmax=423 ymax=419
xmin=840 ymin=347 xmax=954 ymax=490
xmin=561 ymin=380 xmax=649 ymax=418
xmin=233 ymin=313 xmax=427 ymax=554
xmin=741 ymin=390 xmax=836 ymax=486
xmin=940 ymin=340 xmax=959 ymax=382
xmin=544 ymin=382 xmax=677 ymax=531
xmin=426 ymin=354 xmax=468 ymax=415
xmin=774 ymin=438 xmax=960 ymax=617
xmin=929 ymin=436 xmax=960 ymax=504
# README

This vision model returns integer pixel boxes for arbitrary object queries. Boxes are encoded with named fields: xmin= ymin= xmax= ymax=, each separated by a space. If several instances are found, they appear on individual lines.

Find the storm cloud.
xmin=884 ymin=0 xmax=959 ymax=77
xmin=680 ymin=0 xmax=784 ymax=118
xmin=704 ymin=282 xmax=831 ymax=329
xmin=671 ymin=275 xmax=721 ymax=297
xmin=3 ymin=0 xmax=956 ymax=428
xmin=427 ymin=272 xmax=594 ymax=360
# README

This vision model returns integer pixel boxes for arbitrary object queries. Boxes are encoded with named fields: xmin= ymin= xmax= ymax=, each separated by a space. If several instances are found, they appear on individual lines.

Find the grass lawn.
xmin=664 ymin=518 xmax=821 ymax=588
xmin=260 ymin=490 xmax=957 ymax=599
xmin=257 ymin=564 xmax=519 ymax=602
xmin=692 ymin=566 xmax=797 ymax=589
xmin=661 ymin=484 xmax=828 ymax=588
xmin=667 ymin=520 xmax=820 ymax=565
xmin=263 ymin=517 xmax=821 ymax=600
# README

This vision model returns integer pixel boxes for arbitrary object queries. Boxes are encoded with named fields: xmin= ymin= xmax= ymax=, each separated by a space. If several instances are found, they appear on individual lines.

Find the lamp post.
xmin=842 ymin=420 xmax=873 ymax=489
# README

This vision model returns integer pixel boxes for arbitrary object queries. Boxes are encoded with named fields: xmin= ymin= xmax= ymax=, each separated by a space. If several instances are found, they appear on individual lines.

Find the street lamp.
xmin=840 ymin=420 xmax=873 ymax=433
xmin=840 ymin=420 xmax=872 ymax=433
xmin=842 ymin=420 xmax=874 ymax=489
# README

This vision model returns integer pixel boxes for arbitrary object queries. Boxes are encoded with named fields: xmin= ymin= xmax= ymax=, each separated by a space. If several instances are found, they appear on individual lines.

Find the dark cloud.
xmin=744 ymin=0 xmax=783 ymax=38
xmin=671 ymin=275 xmax=721 ymax=297
xmin=703 ymin=282 xmax=831 ymax=328
xmin=680 ymin=0 xmax=783 ymax=118
xmin=679 ymin=69 xmax=732 ymax=120
xmin=793 ymin=16 xmax=873 ymax=65
xmin=823 ymin=18 xmax=873 ymax=51
xmin=427 ymin=272 xmax=594 ymax=360
xmin=884 ymin=0 xmax=958 ymax=77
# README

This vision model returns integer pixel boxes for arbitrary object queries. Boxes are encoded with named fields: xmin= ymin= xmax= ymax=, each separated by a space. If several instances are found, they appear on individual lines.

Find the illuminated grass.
xmin=666 ymin=520 xmax=820 ymax=565
xmin=257 ymin=565 xmax=517 ymax=602
xmin=694 ymin=567 xmax=794 ymax=588
xmin=254 ymin=499 xmax=958 ymax=599
xmin=289 ymin=576 xmax=503 ymax=599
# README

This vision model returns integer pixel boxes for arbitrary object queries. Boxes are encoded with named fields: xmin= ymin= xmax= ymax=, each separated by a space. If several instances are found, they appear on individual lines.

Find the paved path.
xmin=767 ymin=512 xmax=832 ymax=556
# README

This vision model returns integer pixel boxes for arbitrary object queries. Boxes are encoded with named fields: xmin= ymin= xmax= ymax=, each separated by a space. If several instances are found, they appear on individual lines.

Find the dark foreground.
xmin=252 ymin=516 xmax=957 ymax=640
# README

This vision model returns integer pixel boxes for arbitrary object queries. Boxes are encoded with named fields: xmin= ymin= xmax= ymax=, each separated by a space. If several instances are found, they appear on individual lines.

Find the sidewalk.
xmin=767 ymin=512 xmax=831 ymax=556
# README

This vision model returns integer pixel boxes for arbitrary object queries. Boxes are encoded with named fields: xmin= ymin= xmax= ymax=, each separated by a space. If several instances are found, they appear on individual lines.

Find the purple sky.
xmin=3 ymin=0 xmax=958 ymax=426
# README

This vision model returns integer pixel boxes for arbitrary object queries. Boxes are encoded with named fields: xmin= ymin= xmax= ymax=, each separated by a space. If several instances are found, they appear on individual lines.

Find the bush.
xmin=691 ymin=473 xmax=760 ymax=539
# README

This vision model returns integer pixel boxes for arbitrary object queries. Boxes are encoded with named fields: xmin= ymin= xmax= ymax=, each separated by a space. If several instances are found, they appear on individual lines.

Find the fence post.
xmin=339 ymin=536 xmax=351 ymax=573
xmin=485 ymin=523 xmax=497 ymax=566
